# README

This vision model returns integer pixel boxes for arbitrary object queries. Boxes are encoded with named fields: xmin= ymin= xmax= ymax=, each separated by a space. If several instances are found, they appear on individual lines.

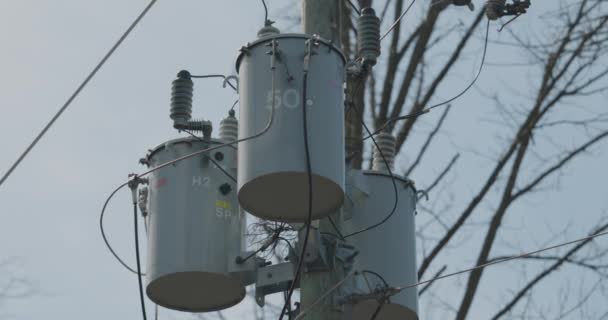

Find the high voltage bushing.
xmin=219 ymin=110 xmax=239 ymax=143
xmin=372 ymin=132 xmax=396 ymax=172
xmin=143 ymin=136 xmax=252 ymax=312
xmin=357 ymin=7 xmax=381 ymax=70
xmin=236 ymin=31 xmax=346 ymax=222
xmin=170 ymin=70 xmax=194 ymax=128
xmin=342 ymin=146 xmax=418 ymax=319
xmin=170 ymin=70 xmax=212 ymax=136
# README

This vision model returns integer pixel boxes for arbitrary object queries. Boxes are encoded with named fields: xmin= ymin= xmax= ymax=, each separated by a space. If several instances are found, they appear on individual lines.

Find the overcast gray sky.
xmin=1 ymin=1 xmax=607 ymax=320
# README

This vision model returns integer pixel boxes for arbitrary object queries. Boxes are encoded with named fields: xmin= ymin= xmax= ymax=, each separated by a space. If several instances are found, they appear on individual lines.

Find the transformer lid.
xmin=144 ymin=137 xmax=228 ymax=166
xmin=235 ymin=33 xmax=346 ymax=74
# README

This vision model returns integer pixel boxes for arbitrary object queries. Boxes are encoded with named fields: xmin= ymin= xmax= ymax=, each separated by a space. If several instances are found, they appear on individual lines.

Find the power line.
xmin=0 ymin=0 xmax=158 ymax=188
xmin=279 ymin=63 xmax=314 ymax=320
xmin=133 ymin=202 xmax=147 ymax=320
xmin=380 ymin=0 xmax=417 ymax=41
xmin=261 ymin=0 xmax=269 ymax=24
xmin=346 ymin=0 xmax=362 ymax=15
xmin=99 ymin=182 xmax=141 ymax=275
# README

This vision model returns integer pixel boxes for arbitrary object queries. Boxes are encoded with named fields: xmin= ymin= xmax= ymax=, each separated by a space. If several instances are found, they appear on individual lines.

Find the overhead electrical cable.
xmin=100 ymin=182 xmax=141 ymax=275
xmin=261 ymin=0 xmax=269 ymax=24
xmin=296 ymin=230 xmax=608 ymax=319
xmin=346 ymin=0 xmax=362 ymax=15
xmin=133 ymin=202 xmax=147 ymax=320
xmin=279 ymin=61 xmax=314 ymax=320
xmin=0 ymin=0 xmax=158 ymax=188
xmin=380 ymin=0 xmax=418 ymax=41
xmin=365 ymin=18 xmax=490 ymax=141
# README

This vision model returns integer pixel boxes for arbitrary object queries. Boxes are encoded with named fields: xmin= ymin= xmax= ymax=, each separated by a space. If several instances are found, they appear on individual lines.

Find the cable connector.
xmin=127 ymin=174 xmax=148 ymax=205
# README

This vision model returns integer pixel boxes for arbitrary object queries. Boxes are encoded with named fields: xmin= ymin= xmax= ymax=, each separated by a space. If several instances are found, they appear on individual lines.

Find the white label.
xmin=265 ymin=88 xmax=301 ymax=110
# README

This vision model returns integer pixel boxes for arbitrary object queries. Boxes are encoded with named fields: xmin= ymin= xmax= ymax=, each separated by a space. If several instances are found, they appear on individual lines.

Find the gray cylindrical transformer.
xmin=236 ymin=34 xmax=346 ymax=222
xmin=144 ymin=137 xmax=245 ymax=312
xmin=343 ymin=170 xmax=419 ymax=320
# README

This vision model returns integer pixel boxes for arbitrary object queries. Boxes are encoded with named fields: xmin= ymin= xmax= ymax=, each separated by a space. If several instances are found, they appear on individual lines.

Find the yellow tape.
xmin=215 ymin=200 xmax=231 ymax=209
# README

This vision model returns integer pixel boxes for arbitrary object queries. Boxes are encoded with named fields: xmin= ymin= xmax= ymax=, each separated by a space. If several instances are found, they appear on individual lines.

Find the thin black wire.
xmin=182 ymin=130 xmax=237 ymax=183
xmin=343 ymin=106 xmax=399 ymax=239
xmin=133 ymin=202 xmax=147 ymax=318
xmin=230 ymin=100 xmax=239 ymax=111
xmin=328 ymin=216 xmax=346 ymax=240
xmin=425 ymin=19 xmax=490 ymax=111
xmin=0 ymin=0 xmax=158 ymax=188
xmin=369 ymin=299 xmax=387 ymax=320
xmin=133 ymin=203 xmax=147 ymax=320
xmin=279 ymin=71 xmax=313 ymax=320
xmin=346 ymin=0 xmax=362 ymax=15
xmin=261 ymin=0 xmax=269 ymax=24
xmin=380 ymin=0 xmax=417 ymax=41
xmin=364 ymin=18 xmax=490 ymax=141
xmin=361 ymin=270 xmax=389 ymax=288
xmin=100 ymin=182 xmax=141 ymax=275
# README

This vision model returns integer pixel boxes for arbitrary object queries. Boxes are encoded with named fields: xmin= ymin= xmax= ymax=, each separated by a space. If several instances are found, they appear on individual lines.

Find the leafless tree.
xmin=234 ymin=0 xmax=608 ymax=318
xmin=343 ymin=0 xmax=608 ymax=319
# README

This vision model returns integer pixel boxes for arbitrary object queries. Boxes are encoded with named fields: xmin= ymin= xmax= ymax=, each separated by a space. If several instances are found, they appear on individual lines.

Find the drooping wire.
xmin=278 ymin=68 xmax=314 ymax=320
xmin=343 ymin=106 xmax=399 ymax=239
xmin=425 ymin=19 xmax=490 ymax=112
xmin=361 ymin=270 xmax=389 ymax=288
xmin=0 ymin=0 xmax=158 ymax=188
xmin=380 ymin=0 xmax=417 ymax=41
xmin=346 ymin=0 xmax=362 ymax=15
xmin=100 ymin=182 xmax=141 ymax=275
xmin=364 ymin=18 xmax=490 ymax=141
xmin=133 ymin=202 xmax=147 ymax=320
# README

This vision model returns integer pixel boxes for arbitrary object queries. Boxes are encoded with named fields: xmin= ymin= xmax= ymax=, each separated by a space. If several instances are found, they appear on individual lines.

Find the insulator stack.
xmin=485 ymin=0 xmax=506 ymax=20
xmin=170 ymin=70 xmax=194 ymax=128
xmin=357 ymin=7 xmax=381 ymax=68
xmin=220 ymin=110 xmax=239 ymax=143
xmin=372 ymin=132 xmax=396 ymax=172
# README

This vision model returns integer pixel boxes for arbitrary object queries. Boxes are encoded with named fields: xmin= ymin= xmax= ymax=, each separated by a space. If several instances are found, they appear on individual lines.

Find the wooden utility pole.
xmin=300 ymin=1 xmax=358 ymax=319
